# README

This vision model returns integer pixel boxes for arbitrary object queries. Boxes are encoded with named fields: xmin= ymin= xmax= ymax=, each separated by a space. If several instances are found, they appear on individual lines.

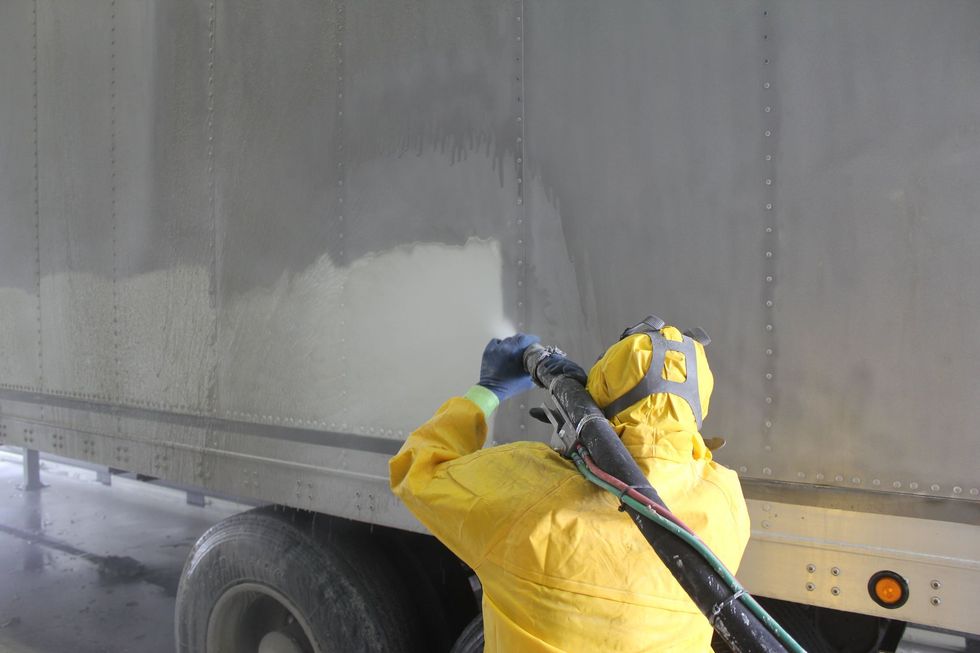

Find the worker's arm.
xmin=389 ymin=391 xmax=499 ymax=567
xmin=389 ymin=334 xmax=539 ymax=567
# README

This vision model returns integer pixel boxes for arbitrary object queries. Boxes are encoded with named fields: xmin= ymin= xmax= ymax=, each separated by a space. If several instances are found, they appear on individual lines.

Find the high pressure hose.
xmin=523 ymin=343 xmax=805 ymax=653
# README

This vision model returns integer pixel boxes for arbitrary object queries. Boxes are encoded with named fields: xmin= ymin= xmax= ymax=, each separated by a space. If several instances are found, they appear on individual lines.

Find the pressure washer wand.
xmin=523 ymin=343 xmax=801 ymax=653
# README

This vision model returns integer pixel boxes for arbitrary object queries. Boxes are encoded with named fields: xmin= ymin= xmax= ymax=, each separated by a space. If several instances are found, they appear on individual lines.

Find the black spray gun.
xmin=522 ymin=342 xmax=805 ymax=653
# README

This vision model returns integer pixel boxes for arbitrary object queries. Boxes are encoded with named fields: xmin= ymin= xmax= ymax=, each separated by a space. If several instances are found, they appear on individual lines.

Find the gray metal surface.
xmin=1 ymin=0 xmax=979 ymax=631
xmin=741 ymin=496 xmax=980 ymax=635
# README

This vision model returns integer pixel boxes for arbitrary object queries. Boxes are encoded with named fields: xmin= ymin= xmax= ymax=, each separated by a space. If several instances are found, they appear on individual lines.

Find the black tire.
xmin=175 ymin=506 xmax=418 ymax=653
xmin=449 ymin=614 xmax=484 ymax=653
xmin=374 ymin=528 xmax=479 ymax=651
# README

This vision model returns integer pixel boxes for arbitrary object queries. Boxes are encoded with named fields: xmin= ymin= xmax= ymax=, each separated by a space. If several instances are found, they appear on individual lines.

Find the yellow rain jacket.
xmin=390 ymin=327 xmax=750 ymax=652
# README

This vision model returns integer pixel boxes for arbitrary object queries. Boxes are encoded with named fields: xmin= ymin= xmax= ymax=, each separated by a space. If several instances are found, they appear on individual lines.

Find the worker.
xmin=389 ymin=319 xmax=750 ymax=652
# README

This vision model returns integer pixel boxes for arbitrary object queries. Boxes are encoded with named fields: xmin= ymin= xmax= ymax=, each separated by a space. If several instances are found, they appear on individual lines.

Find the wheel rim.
xmin=207 ymin=582 xmax=321 ymax=653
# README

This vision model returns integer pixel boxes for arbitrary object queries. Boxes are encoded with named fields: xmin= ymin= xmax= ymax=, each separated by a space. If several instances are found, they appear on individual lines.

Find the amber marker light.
xmin=868 ymin=571 xmax=909 ymax=609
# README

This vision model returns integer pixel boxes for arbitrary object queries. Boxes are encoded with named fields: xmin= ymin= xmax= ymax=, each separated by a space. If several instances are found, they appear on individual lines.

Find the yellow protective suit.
xmin=389 ymin=326 xmax=750 ymax=652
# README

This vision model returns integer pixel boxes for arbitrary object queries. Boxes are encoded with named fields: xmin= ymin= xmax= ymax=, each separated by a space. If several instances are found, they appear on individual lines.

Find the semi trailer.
xmin=0 ymin=1 xmax=977 ymax=651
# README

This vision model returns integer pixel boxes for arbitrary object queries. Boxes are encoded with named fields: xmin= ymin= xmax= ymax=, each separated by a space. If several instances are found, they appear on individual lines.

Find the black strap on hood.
xmin=601 ymin=315 xmax=708 ymax=429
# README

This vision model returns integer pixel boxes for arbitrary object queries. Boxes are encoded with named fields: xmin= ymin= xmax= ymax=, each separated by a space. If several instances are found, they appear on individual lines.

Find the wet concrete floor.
xmin=0 ymin=450 xmax=243 ymax=653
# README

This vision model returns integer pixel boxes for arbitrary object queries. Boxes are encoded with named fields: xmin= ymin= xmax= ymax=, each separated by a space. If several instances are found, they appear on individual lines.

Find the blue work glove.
xmin=478 ymin=334 xmax=541 ymax=402
xmin=536 ymin=355 xmax=588 ymax=386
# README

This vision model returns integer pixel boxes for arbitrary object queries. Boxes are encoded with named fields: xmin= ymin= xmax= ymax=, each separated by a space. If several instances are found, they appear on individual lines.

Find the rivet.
xmin=971 ymin=488 xmax=980 ymax=496
xmin=765 ymin=130 xmax=772 ymax=137
xmin=766 ymin=348 xmax=773 ymax=355
xmin=831 ymin=586 xmax=841 ymax=596
xmin=765 ymin=251 xmax=773 ymax=258
xmin=765 ymin=226 xmax=773 ymax=233
xmin=766 ymin=300 xmax=773 ymax=307
xmin=766 ymin=276 xmax=773 ymax=283
xmin=765 ymin=178 xmax=772 ymax=185
xmin=931 ymin=484 xmax=940 ymax=492
xmin=763 ymin=467 xmax=772 ymax=476
xmin=953 ymin=486 xmax=962 ymax=494
xmin=893 ymin=481 xmax=902 ymax=488
xmin=766 ymin=203 xmax=773 ymax=210
xmin=872 ymin=479 xmax=881 ymax=486
xmin=930 ymin=596 xmax=942 ymax=607
xmin=835 ymin=475 xmax=844 ymax=482
xmin=805 ymin=582 xmax=815 ymax=592
xmin=764 ymin=420 xmax=772 ymax=428
xmin=851 ymin=477 xmax=861 ymax=484
xmin=930 ymin=580 xmax=941 ymax=590
xmin=765 ymin=106 xmax=772 ymax=113
xmin=764 ymin=82 xmax=771 ymax=89
xmin=765 ymin=154 xmax=772 ymax=161
xmin=831 ymin=567 xmax=840 ymax=576
xmin=765 ymin=372 xmax=773 ymax=380
xmin=765 ymin=397 xmax=772 ymax=404
xmin=797 ymin=472 xmax=806 ymax=479
xmin=807 ymin=564 xmax=816 ymax=574
xmin=909 ymin=482 xmax=919 ymax=490
xmin=739 ymin=466 xmax=748 ymax=473
xmin=816 ymin=473 xmax=825 ymax=481
xmin=765 ymin=324 xmax=773 ymax=331
xmin=762 ymin=520 xmax=770 ymax=528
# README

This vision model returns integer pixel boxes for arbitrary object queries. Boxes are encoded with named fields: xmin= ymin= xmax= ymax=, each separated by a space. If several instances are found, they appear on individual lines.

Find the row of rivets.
xmin=335 ymin=1 xmax=349 ymax=421
xmin=110 ymin=0 xmax=123 ymax=421
xmin=515 ymin=1 xmax=528 ymax=433
xmin=741 ymin=463 xmax=979 ymax=496
xmin=206 ymin=2 xmax=218 ymax=427
xmin=32 ymin=0 xmax=44 ymax=393
xmin=762 ymin=7 xmax=777 ymax=444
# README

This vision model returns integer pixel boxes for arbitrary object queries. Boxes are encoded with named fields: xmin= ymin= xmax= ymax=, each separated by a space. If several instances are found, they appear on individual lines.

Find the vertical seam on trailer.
xmin=207 ymin=0 xmax=217 ymax=401
xmin=110 ymin=0 xmax=121 ymax=417
xmin=761 ymin=5 xmax=777 ymax=479
xmin=205 ymin=1 xmax=218 ymax=465
xmin=515 ymin=0 xmax=528 ymax=435
xmin=33 ymin=0 xmax=44 ymax=397
xmin=334 ymin=0 xmax=349 ymax=435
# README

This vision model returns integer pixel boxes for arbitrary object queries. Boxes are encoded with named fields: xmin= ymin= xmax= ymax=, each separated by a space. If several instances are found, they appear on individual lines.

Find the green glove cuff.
xmin=464 ymin=385 xmax=500 ymax=419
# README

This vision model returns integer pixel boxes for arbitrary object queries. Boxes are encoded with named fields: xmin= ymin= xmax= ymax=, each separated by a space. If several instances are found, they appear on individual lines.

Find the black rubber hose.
xmin=523 ymin=344 xmax=790 ymax=653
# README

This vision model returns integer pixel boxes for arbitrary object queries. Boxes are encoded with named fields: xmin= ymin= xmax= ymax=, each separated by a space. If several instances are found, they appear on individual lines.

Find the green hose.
xmin=570 ymin=451 xmax=807 ymax=653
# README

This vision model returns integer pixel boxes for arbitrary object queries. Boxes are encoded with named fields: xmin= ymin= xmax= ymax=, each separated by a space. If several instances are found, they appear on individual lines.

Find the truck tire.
xmin=175 ymin=506 xmax=418 ymax=653
xmin=449 ymin=614 xmax=484 ymax=653
xmin=374 ymin=529 xmax=479 ymax=650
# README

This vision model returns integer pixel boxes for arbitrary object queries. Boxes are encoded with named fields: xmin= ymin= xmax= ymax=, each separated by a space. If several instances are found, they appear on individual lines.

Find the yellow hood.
xmin=586 ymin=325 xmax=714 ymax=463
